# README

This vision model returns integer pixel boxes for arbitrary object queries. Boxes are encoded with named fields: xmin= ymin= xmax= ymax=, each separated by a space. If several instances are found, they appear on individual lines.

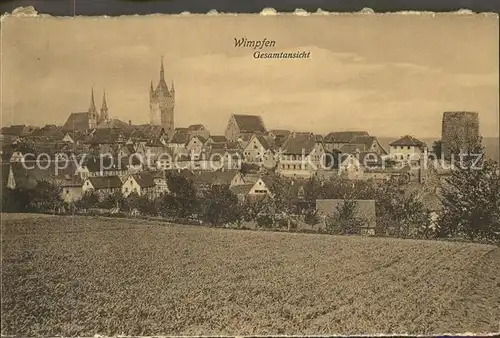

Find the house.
xmin=243 ymin=134 xmax=271 ymax=165
xmin=206 ymin=135 xmax=228 ymax=145
xmin=338 ymin=153 xmax=364 ymax=180
xmin=122 ymin=171 xmax=169 ymax=198
xmin=324 ymin=131 xmax=369 ymax=151
xmin=205 ymin=148 xmax=243 ymax=171
xmin=30 ymin=124 xmax=65 ymax=139
xmin=1 ymin=124 xmax=38 ymax=137
xmin=349 ymin=135 xmax=387 ymax=155
xmin=167 ymin=129 xmax=190 ymax=155
xmin=389 ymin=135 xmax=427 ymax=164
xmin=6 ymin=161 xmax=78 ymax=190
xmin=82 ymin=175 xmax=123 ymax=197
xmin=62 ymin=112 xmax=94 ymax=133
xmin=187 ymin=124 xmax=210 ymax=140
xmin=128 ymin=124 xmax=166 ymax=147
xmin=60 ymin=179 xmax=84 ymax=203
xmin=185 ymin=135 xmax=207 ymax=157
xmin=78 ymin=156 xmax=129 ymax=180
xmin=316 ymin=199 xmax=377 ymax=235
xmin=230 ymin=177 xmax=271 ymax=201
xmin=277 ymin=132 xmax=326 ymax=178
xmin=225 ymin=114 xmax=267 ymax=142
xmin=189 ymin=170 xmax=244 ymax=196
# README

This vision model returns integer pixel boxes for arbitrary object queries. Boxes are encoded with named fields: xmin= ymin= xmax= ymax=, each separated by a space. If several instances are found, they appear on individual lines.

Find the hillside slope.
xmin=1 ymin=214 xmax=499 ymax=336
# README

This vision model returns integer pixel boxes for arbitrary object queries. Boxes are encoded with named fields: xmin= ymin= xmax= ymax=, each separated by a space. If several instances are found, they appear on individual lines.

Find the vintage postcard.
xmin=1 ymin=7 xmax=499 ymax=337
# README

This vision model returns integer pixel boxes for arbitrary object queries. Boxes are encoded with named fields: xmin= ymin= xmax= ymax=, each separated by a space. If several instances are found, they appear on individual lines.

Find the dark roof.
xmin=131 ymin=172 xmax=156 ymax=188
xmin=84 ymin=128 xmax=126 ymax=145
xmin=350 ymin=135 xmax=376 ymax=149
xmin=31 ymin=124 xmax=64 ymax=138
xmin=269 ymin=129 xmax=291 ymax=139
xmin=189 ymin=135 xmax=207 ymax=144
xmin=129 ymin=125 xmax=165 ymax=142
xmin=191 ymin=170 xmax=240 ymax=186
xmin=88 ymin=176 xmax=123 ymax=189
xmin=230 ymin=183 xmax=254 ymax=196
xmin=390 ymin=135 xmax=426 ymax=147
xmin=97 ymin=119 xmax=131 ymax=131
xmin=340 ymin=143 xmax=367 ymax=154
xmin=208 ymin=135 xmax=228 ymax=143
xmin=281 ymin=132 xmax=317 ymax=155
xmin=1 ymin=125 xmax=38 ymax=137
xmin=325 ymin=131 xmax=369 ymax=143
xmin=63 ymin=112 xmax=91 ymax=132
xmin=8 ymin=161 xmax=79 ymax=190
xmin=316 ymin=199 xmax=377 ymax=229
xmin=255 ymin=135 xmax=270 ymax=150
xmin=169 ymin=130 xmax=190 ymax=144
xmin=232 ymin=114 xmax=266 ymax=134
xmin=188 ymin=124 xmax=206 ymax=131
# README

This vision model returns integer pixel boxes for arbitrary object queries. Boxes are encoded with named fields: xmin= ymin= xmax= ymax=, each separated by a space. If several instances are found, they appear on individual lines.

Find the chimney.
xmin=128 ymin=120 xmax=132 ymax=126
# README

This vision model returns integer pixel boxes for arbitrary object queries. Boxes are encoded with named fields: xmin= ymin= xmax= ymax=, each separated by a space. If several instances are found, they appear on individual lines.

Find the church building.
xmin=63 ymin=88 xmax=110 ymax=133
xmin=149 ymin=57 xmax=175 ymax=136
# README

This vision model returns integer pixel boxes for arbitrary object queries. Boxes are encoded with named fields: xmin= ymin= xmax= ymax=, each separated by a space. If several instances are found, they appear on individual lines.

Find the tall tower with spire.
xmin=100 ymin=90 xmax=109 ymax=124
xmin=88 ymin=87 xmax=99 ymax=129
xmin=150 ymin=57 xmax=175 ymax=135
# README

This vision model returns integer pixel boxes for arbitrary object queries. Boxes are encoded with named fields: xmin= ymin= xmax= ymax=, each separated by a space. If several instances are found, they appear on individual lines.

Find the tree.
xmin=98 ymin=191 xmax=124 ymax=209
xmin=165 ymin=171 xmax=198 ymax=217
xmin=29 ymin=180 xmax=63 ymax=213
xmin=75 ymin=190 xmax=99 ymax=211
xmin=431 ymin=140 xmax=442 ymax=158
xmin=438 ymin=156 xmax=500 ymax=242
xmin=325 ymin=199 xmax=365 ymax=235
xmin=200 ymin=185 xmax=241 ymax=226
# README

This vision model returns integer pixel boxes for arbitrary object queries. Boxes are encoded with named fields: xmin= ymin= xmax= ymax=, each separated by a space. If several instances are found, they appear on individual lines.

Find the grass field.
xmin=2 ymin=214 xmax=499 ymax=336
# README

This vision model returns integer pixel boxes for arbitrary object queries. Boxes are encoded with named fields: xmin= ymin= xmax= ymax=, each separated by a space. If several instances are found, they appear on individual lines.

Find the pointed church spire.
xmin=101 ymin=90 xmax=108 ymax=111
xmin=160 ymin=56 xmax=165 ymax=82
xmin=89 ymin=87 xmax=97 ymax=113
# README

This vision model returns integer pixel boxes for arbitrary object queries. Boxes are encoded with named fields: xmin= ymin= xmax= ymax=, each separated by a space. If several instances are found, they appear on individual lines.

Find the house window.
xmin=407 ymin=146 xmax=411 ymax=150
xmin=125 ymin=188 xmax=129 ymax=193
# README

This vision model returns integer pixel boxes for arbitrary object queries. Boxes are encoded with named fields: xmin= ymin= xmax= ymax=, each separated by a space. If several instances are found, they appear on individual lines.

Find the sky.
xmin=1 ymin=13 xmax=498 ymax=138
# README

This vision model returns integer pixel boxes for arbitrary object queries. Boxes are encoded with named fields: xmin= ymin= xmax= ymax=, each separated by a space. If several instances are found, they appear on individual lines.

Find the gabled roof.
xmin=268 ymin=129 xmax=291 ymax=139
xmin=1 ymin=125 xmax=38 ymax=137
xmin=169 ymin=130 xmax=190 ymax=144
xmin=232 ymin=114 xmax=267 ymax=134
xmin=390 ymin=135 xmax=426 ymax=147
xmin=9 ymin=161 xmax=79 ymax=190
xmin=30 ymin=124 xmax=64 ymax=138
xmin=208 ymin=135 xmax=228 ymax=143
xmin=230 ymin=183 xmax=254 ymax=196
xmin=340 ymin=143 xmax=367 ymax=154
xmin=88 ymin=176 xmax=123 ymax=189
xmin=188 ymin=124 xmax=206 ymax=131
xmin=189 ymin=135 xmax=207 ymax=144
xmin=281 ymin=132 xmax=317 ymax=155
xmin=316 ymin=199 xmax=377 ymax=229
xmin=191 ymin=170 xmax=240 ymax=186
xmin=97 ymin=119 xmax=131 ymax=131
xmin=325 ymin=131 xmax=369 ymax=144
xmin=350 ymin=135 xmax=377 ymax=149
xmin=129 ymin=125 xmax=165 ymax=142
xmin=131 ymin=172 xmax=156 ymax=188
xmin=63 ymin=112 xmax=91 ymax=132
xmin=84 ymin=128 xmax=126 ymax=145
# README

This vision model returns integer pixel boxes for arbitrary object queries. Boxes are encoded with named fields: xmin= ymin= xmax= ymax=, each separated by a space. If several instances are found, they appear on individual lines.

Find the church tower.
xmin=99 ymin=90 xmax=109 ymax=124
xmin=88 ymin=87 xmax=98 ymax=129
xmin=150 ymin=57 xmax=175 ymax=135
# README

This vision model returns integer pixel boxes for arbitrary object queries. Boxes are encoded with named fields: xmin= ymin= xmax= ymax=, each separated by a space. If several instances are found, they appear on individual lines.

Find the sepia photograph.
xmin=1 ymin=7 xmax=499 ymax=336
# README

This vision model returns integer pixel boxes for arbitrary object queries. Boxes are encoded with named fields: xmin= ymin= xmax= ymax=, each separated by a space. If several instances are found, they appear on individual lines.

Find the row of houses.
xmin=2 ymin=115 xmax=429 ymax=181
